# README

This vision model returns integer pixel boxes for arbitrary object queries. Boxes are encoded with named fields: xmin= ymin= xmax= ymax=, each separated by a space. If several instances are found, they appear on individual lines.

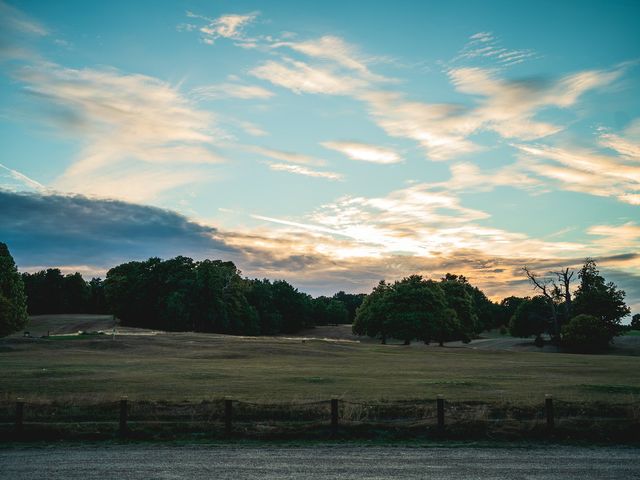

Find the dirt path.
xmin=2 ymin=444 xmax=639 ymax=479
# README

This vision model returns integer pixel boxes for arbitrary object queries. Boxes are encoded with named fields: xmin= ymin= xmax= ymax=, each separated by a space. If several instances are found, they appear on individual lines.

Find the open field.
xmin=1 ymin=315 xmax=639 ymax=404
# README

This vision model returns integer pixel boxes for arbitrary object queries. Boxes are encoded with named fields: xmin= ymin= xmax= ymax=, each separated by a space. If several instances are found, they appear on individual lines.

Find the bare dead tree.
xmin=552 ymin=267 xmax=575 ymax=322
xmin=523 ymin=266 xmax=559 ymax=340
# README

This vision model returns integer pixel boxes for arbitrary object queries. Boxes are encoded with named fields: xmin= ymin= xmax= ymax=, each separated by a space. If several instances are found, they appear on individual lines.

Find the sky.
xmin=0 ymin=0 xmax=639 ymax=313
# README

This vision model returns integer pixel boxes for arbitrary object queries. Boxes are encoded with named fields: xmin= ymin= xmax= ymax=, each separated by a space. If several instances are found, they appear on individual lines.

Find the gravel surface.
xmin=1 ymin=444 xmax=639 ymax=479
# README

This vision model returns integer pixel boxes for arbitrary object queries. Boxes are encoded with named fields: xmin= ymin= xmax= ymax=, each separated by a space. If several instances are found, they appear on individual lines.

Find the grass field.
xmin=1 ymin=316 xmax=639 ymax=406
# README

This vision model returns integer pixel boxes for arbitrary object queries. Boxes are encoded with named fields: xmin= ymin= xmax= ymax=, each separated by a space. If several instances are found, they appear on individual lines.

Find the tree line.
xmin=6 ymin=246 xmax=362 ymax=336
xmin=352 ymin=259 xmax=631 ymax=352
xmin=0 ymin=242 xmax=634 ymax=352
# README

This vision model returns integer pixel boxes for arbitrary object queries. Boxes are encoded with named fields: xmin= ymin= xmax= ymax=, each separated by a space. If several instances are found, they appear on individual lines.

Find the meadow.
xmin=1 ymin=315 xmax=639 ymax=405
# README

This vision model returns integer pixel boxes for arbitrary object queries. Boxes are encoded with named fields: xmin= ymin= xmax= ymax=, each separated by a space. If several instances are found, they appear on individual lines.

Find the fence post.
xmin=437 ymin=395 xmax=445 ymax=432
xmin=224 ymin=399 xmax=233 ymax=436
xmin=15 ymin=398 xmax=24 ymax=436
xmin=119 ymin=396 xmax=128 ymax=437
xmin=331 ymin=398 xmax=339 ymax=435
xmin=545 ymin=394 xmax=554 ymax=430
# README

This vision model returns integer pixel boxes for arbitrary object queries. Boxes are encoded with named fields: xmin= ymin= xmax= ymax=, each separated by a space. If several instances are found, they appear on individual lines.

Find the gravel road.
xmin=1 ymin=444 xmax=639 ymax=479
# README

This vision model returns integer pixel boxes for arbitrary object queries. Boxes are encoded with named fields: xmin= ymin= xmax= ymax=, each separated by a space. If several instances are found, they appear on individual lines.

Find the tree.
xmin=0 ymin=243 xmax=28 ymax=337
xmin=552 ymin=268 xmax=575 ymax=323
xmin=572 ymin=259 xmax=630 ymax=341
xmin=631 ymin=314 xmax=640 ymax=331
xmin=523 ymin=266 xmax=560 ymax=340
xmin=498 ymin=296 xmax=528 ymax=328
xmin=440 ymin=274 xmax=478 ymax=337
xmin=509 ymin=295 xmax=550 ymax=344
xmin=561 ymin=314 xmax=610 ymax=353
xmin=353 ymin=276 xmax=455 ymax=345
xmin=353 ymin=280 xmax=392 ymax=343
xmin=311 ymin=296 xmax=348 ymax=325
xmin=332 ymin=291 xmax=365 ymax=323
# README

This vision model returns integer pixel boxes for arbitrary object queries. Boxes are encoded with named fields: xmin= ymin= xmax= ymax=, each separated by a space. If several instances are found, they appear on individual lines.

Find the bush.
xmin=561 ymin=314 xmax=610 ymax=353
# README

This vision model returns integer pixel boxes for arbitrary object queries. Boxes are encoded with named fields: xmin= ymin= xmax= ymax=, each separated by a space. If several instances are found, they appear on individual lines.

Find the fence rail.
xmin=2 ymin=395 xmax=638 ymax=440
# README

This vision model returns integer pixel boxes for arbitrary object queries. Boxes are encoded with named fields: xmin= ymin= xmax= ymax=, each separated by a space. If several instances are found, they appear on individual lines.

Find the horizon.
xmin=1 ymin=0 xmax=639 ymax=313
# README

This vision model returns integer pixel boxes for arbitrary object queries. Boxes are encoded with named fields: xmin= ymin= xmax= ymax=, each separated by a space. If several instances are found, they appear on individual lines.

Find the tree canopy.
xmin=572 ymin=259 xmax=630 ymax=341
xmin=0 ymin=243 xmax=28 ymax=337
xmin=515 ymin=258 xmax=630 ymax=352
xmin=353 ymin=275 xmax=462 ymax=345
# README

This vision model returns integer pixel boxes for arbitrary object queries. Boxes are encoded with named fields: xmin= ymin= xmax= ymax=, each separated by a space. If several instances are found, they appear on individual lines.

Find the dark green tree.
xmin=311 ymin=296 xmax=348 ymax=325
xmin=353 ymin=276 xmax=456 ymax=345
xmin=561 ymin=314 xmax=610 ymax=353
xmin=353 ymin=280 xmax=392 ymax=343
xmin=332 ymin=291 xmax=366 ymax=323
xmin=440 ymin=274 xmax=478 ymax=338
xmin=498 ymin=296 xmax=528 ymax=328
xmin=0 ymin=243 xmax=28 ymax=337
xmin=631 ymin=313 xmax=640 ymax=331
xmin=509 ymin=295 xmax=550 ymax=344
xmin=572 ymin=259 xmax=630 ymax=341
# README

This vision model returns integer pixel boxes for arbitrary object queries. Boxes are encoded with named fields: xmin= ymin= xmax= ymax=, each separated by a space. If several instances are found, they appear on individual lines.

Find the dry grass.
xmin=2 ymin=317 xmax=640 ymax=406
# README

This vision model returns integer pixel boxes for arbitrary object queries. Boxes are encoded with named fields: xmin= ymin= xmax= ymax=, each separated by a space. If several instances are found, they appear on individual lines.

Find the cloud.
xmin=447 ymin=66 xmax=624 ymax=141
xmin=360 ymin=90 xmax=479 ymax=160
xmin=0 ymin=163 xmax=46 ymax=193
xmin=453 ymin=32 xmax=537 ymax=67
xmin=357 ymin=65 xmax=626 ymax=161
xmin=0 ymin=190 xmax=235 ymax=270
xmin=274 ymin=35 xmax=393 ymax=83
xmin=253 ymin=183 xmax=584 ymax=261
xmin=267 ymin=163 xmax=343 ymax=181
xmin=192 ymin=83 xmax=274 ymax=100
xmin=0 ymin=1 xmax=48 ymax=37
xmin=251 ymin=58 xmax=368 ymax=95
xmin=588 ymin=223 xmax=640 ymax=253
xmin=249 ymin=146 xmax=325 ymax=166
xmin=3 ymin=192 xmax=638 ymax=307
xmin=513 ymin=143 xmax=640 ymax=205
xmin=186 ymin=11 xmax=258 ymax=45
xmin=12 ymin=61 xmax=225 ymax=201
xmin=435 ymin=161 xmax=542 ymax=192
xmin=321 ymin=141 xmax=402 ymax=164
xmin=597 ymin=119 xmax=640 ymax=160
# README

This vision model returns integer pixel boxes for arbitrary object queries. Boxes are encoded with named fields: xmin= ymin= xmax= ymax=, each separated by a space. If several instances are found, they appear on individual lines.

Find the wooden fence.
xmin=4 ymin=394 xmax=637 ymax=441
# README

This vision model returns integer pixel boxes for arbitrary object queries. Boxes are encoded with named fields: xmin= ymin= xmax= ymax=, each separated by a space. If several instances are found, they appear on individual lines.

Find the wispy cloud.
xmin=359 ymin=90 xmax=479 ymax=160
xmin=0 ymin=0 xmax=48 ymax=37
xmin=448 ymin=65 xmax=624 ymax=141
xmin=192 ymin=83 xmax=274 ymax=100
xmin=597 ymin=119 xmax=640 ymax=160
xmin=251 ymin=58 xmax=368 ymax=95
xmin=588 ymin=222 xmax=640 ymax=253
xmin=0 ymin=162 xmax=46 ymax=192
xmin=249 ymin=146 xmax=326 ymax=166
xmin=453 ymin=31 xmax=537 ymax=67
xmin=185 ymin=11 xmax=258 ymax=45
xmin=13 ymin=61 xmax=225 ymax=201
xmin=267 ymin=163 xmax=343 ymax=181
xmin=273 ymin=35 xmax=394 ymax=83
xmin=513 ymin=143 xmax=640 ymax=205
xmin=321 ymin=141 xmax=402 ymax=164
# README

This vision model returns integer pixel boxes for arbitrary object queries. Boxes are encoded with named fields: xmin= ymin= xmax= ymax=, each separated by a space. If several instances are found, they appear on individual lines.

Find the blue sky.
xmin=0 ymin=0 xmax=639 ymax=312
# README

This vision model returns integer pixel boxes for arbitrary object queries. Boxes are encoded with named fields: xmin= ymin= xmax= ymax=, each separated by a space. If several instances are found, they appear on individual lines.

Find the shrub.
xmin=561 ymin=314 xmax=610 ymax=353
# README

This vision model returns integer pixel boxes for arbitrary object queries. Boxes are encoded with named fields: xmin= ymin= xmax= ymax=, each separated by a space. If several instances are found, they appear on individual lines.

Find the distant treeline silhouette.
xmin=21 ymin=256 xmax=363 ymax=335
